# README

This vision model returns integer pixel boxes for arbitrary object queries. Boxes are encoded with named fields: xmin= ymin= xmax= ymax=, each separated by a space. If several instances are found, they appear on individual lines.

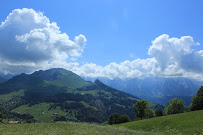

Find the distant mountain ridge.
xmin=0 ymin=68 xmax=163 ymax=123
xmin=0 ymin=77 xmax=6 ymax=84
xmin=84 ymin=77 xmax=202 ymax=106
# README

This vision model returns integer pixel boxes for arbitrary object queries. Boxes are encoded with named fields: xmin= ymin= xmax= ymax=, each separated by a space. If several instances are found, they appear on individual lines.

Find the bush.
xmin=108 ymin=113 xmax=130 ymax=125
xmin=155 ymin=109 xmax=163 ymax=117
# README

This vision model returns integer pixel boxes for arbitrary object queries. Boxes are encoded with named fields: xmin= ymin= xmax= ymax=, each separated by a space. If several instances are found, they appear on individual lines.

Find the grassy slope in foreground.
xmin=116 ymin=110 xmax=203 ymax=135
xmin=0 ymin=122 xmax=153 ymax=135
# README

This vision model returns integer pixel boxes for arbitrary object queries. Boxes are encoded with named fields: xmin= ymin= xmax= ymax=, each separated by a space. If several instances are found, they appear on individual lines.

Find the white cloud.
xmin=1 ymin=8 xmax=203 ymax=81
xmin=148 ymin=34 xmax=203 ymax=74
xmin=0 ymin=8 xmax=86 ymax=74
xmin=69 ymin=34 xmax=203 ymax=80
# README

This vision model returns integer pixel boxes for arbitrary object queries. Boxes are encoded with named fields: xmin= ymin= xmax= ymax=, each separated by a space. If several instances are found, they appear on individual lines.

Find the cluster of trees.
xmin=0 ymin=107 xmax=9 ymax=122
xmin=108 ymin=85 xmax=203 ymax=124
xmin=108 ymin=113 xmax=130 ymax=125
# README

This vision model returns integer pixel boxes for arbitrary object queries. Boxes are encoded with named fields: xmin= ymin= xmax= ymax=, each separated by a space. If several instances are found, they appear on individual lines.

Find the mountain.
xmin=84 ymin=77 xmax=202 ymax=106
xmin=0 ymin=77 xmax=7 ymax=84
xmin=0 ymin=73 xmax=14 ymax=80
xmin=0 ymin=68 xmax=163 ymax=123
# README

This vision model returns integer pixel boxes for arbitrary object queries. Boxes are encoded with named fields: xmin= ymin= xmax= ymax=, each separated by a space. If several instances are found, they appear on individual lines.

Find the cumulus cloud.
xmin=0 ymin=8 xmax=86 ymax=74
xmin=69 ymin=34 xmax=203 ymax=80
xmin=1 ymin=8 xmax=203 ymax=80
xmin=148 ymin=34 xmax=203 ymax=75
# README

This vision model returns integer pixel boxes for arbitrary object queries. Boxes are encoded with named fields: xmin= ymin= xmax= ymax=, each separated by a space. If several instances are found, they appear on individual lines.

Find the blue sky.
xmin=0 ymin=0 xmax=203 ymax=79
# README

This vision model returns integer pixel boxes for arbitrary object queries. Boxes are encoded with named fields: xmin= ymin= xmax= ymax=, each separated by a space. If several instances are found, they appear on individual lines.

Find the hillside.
xmin=116 ymin=110 xmax=203 ymax=135
xmin=85 ymin=77 xmax=202 ymax=106
xmin=0 ymin=68 xmax=163 ymax=123
xmin=0 ymin=76 xmax=6 ymax=84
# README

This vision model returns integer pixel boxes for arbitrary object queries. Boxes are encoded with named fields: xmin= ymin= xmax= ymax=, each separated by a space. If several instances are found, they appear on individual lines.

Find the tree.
xmin=145 ymin=107 xmax=155 ymax=118
xmin=155 ymin=109 xmax=163 ymax=117
xmin=190 ymin=86 xmax=203 ymax=111
xmin=119 ymin=114 xmax=130 ymax=123
xmin=134 ymin=100 xmax=154 ymax=119
xmin=0 ymin=107 xmax=8 ymax=119
xmin=134 ymin=100 xmax=147 ymax=120
xmin=108 ymin=113 xmax=130 ymax=125
xmin=108 ymin=113 xmax=122 ymax=125
xmin=163 ymin=98 xmax=185 ymax=115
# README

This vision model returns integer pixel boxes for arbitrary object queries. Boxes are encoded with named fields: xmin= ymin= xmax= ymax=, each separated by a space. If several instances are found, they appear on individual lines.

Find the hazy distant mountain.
xmin=0 ymin=68 xmax=163 ymax=123
xmin=0 ymin=73 xmax=14 ymax=80
xmin=84 ymin=77 xmax=202 ymax=106
xmin=0 ymin=77 xmax=7 ymax=84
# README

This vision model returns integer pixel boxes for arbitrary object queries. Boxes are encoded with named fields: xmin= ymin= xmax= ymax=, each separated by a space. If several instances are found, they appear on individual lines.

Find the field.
xmin=1 ymin=110 xmax=203 ymax=134
xmin=0 ymin=122 xmax=152 ymax=135
xmin=11 ymin=103 xmax=68 ymax=122
xmin=0 ymin=90 xmax=24 ymax=103
xmin=116 ymin=110 xmax=203 ymax=135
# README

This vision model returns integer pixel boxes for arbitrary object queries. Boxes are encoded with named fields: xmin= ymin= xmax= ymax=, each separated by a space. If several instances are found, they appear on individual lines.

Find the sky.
xmin=0 ymin=0 xmax=203 ymax=80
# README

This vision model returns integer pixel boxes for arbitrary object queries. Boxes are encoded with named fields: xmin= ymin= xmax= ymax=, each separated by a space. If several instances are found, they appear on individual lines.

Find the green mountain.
xmin=0 ymin=68 xmax=163 ymax=123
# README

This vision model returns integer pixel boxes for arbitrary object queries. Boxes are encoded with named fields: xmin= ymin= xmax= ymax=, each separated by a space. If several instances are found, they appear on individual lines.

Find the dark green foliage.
xmin=134 ymin=100 xmax=154 ymax=120
xmin=0 ymin=107 xmax=9 ymax=119
xmin=53 ymin=116 xmax=67 ymax=122
xmin=9 ymin=112 xmax=39 ymax=123
xmin=155 ymin=109 xmax=163 ymax=117
xmin=119 ymin=114 xmax=130 ymax=123
xmin=145 ymin=107 xmax=155 ymax=118
xmin=163 ymin=98 xmax=185 ymax=115
xmin=185 ymin=106 xmax=190 ymax=112
xmin=108 ymin=113 xmax=122 ymax=125
xmin=108 ymin=113 xmax=130 ymax=125
xmin=190 ymin=86 xmax=203 ymax=111
xmin=134 ymin=100 xmax=147 ymax=120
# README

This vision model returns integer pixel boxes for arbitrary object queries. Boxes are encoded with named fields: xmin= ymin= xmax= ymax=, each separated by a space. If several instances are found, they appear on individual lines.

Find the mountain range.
xmin=84 ymin=77 xmax=202 ymax=106
xmin=0 ymin=68 xmax=163 ymax=123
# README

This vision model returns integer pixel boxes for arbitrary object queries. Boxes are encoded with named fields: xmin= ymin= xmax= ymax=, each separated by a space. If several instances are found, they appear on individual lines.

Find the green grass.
xmin=80 ymin=101 xmax=98 ymax=110
xmin=74 ymin=89 xmax=112 ymax=97
xmin=0 ymin=122 xmax=153 ymax=135
xmin=115 ymin=103 xmax=126 ymax=108
xmin=74 ymin=90 xmax=98 ymax=96
xmin=11 ymin=103 xmax=67 ymax=122
xmin=0 ymin=90 xmax=24 ymax=103
xmin=116 ymin=110 xmax=203 ymax=135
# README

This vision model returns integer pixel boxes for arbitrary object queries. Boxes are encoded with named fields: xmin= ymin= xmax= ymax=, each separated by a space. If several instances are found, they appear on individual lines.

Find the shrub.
xmin=108 ymin=113 xmax=130 ymax=125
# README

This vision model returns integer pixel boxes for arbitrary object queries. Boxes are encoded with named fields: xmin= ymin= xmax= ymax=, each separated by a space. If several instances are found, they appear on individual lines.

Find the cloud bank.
xmin=1 ymin=8 xmax=203 ymax=80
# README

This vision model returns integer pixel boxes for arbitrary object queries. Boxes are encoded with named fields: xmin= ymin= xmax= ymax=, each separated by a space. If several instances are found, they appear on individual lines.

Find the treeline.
xmin=108 ymin=85 xmax=203 ymax=125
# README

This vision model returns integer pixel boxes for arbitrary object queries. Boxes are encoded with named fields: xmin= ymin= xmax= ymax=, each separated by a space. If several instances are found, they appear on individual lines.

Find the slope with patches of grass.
xmin=116 ymin=110 xmax=203 ymax=135
xmin=11 ymin=103 xmax=68 ymax=122
xmin=0 ymin=90 xmax=24 ymax=103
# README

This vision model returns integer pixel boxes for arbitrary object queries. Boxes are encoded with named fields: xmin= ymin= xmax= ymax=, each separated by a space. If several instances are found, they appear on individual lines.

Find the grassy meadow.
xmin=0 ymin=110 xmax=203 ymax=134
xmin=0 ymin=122 xmax=152 ymax=135
xmin=116 ymin=110 xmax=203 ymax=135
